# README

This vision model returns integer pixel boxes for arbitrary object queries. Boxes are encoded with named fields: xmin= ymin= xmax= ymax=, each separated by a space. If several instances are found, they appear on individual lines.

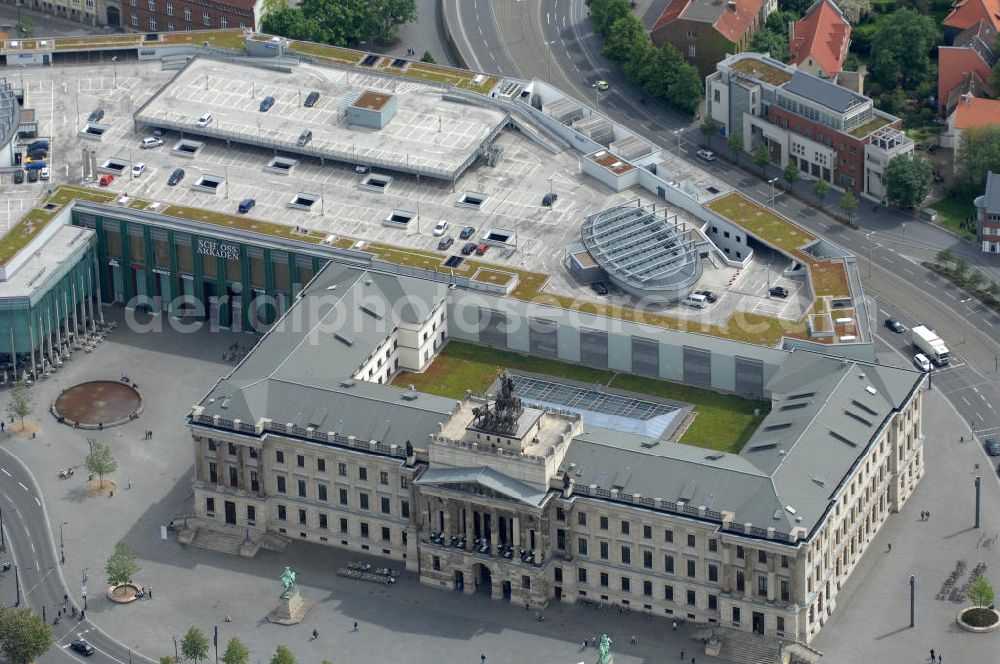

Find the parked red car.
xmin=99 ymin=174 xmax=114 ymax=187
xmin=475 ymin=243 xmax=488 ymax=256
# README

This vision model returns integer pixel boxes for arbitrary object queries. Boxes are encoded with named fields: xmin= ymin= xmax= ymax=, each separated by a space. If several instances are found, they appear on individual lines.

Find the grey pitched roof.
xmin=783 ymin=70 xmax=866 ymax=113
xmin=975 ymin=171 xmax=1000 ymax=212
xmin=415 ymin=466 xmax=549 ymax=507
xmin=955 ymin=19 xmax=997 ymax=67
xmin=196 ymin=262 xmax=455 ymax=446
xmin=560 ymin=352 xmax=923 ymax=540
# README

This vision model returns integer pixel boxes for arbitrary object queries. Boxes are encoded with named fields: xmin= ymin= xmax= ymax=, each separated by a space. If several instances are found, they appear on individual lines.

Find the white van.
xmin=683 ymin=293 xmax=708 ymax=309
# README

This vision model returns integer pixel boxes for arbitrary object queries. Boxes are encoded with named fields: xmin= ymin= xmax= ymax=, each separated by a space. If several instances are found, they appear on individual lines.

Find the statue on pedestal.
xmin=280 ymin=566 xmax=297 ymax=599
xmin=597 ymin=634 xmax=613 ymax=664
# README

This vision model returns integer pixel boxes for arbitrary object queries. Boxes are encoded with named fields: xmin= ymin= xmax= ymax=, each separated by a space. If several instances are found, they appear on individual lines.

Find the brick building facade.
xmin=123 ymin=0 xmax=256 ymax=33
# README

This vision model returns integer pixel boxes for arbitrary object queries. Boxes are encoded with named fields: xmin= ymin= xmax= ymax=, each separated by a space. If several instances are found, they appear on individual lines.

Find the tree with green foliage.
xmin=6 ymin=380 xmax=32 ymax=430
xmin=884 ymin=154 xmax=933 ymax=208
xmin=969 ymin=574 xmax=996 ymax=608
xmin=0 ymin=607 xmax=53 ymax=664
xmin=812 ymin=178 xmax=830 ymax=204
xmin=221 ymin=637 xmax=251 ymax=664
xmin=263 ymin=0 xmax=417 ymax=47
xmin=749 ymin=28 xmax=788 ymax=61
xmin=259 ymin=0 xmax=287 ymax=17
xmin=778 ymin=0 xmax=812 ymax=15
xmin=783 ymin=161 xmax=800 ymax=187
xmin=586 ymin=0 xmax=631 ymax=39
xmin=869 ymin=9 xmax=939 ymax=90
xmin=752 ymin=143 xmax=772 ymax=176
xmin=967 ymin=270 xmax=987 ymax=292
xmin=181 ymin=627 xmax=210 ymax=664
xmin=652 ymin=43 xmax=703 ymax=115
xmin=603 ymin=14 xmax=650 ymax=74
xmin=106 ymin=539 xmax=141 ymax=587
xmin=420 ymin=51 xmax=435 ymax=64
xmin=699 ymin=118 xmax=718 ymax=149
xmin=953 ymin=257 xmax=970 ymax=281
xmin=839 ymin=192 xmax=859 ymax=223
xmin=727 ymin=130 xmax=744 ymax=164
xmin=935 ymin=248 xmax=955 ymax=267
xmin=161 ymin=658 xmax=175 ymax=664
xmin=270 ymin=645 xmax=297 ymax=664
xmin=85 ymin=440 xmax=118 ymax=489
xmin=837 ymin=0 xmax=872 ymax=23
xmin=764 ymin=10 xmax=798 ymax=34
xmin=954 ymin=125 xmax=1000 ymax=197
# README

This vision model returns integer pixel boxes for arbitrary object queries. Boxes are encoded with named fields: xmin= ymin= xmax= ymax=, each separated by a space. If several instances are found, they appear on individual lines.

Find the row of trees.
xmin=935 ymin=250 xmax=1000 ymax=306
xmin=955 ymin=125 xmax=1000 ymax=199
xmin=172 ymin=631 xmax=319 ymax=664
xmin=261 ymin=0 xmax=417 ymax=47
xmin=587 ymin=0 xmax=702 ymax=115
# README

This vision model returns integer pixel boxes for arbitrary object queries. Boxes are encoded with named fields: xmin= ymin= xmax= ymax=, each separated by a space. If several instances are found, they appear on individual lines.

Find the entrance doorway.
xmin=472 ymin=564 xmax=492 ymax=596
xmin=224 ymin=500 xmax=236 ymax=525
xmin=752 ymin=611 xmax=765 ymax=635
xmin=501 ymin=580 xmax=512 ymax=600
xmin=454 ymin=570 xmax=464 ymax=592
xmin=106 ymin=5 xmax=120 ymax=26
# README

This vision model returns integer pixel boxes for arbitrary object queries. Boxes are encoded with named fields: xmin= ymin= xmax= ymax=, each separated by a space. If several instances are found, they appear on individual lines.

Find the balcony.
xmin=424 ymin=531 xmax=543 ymax=567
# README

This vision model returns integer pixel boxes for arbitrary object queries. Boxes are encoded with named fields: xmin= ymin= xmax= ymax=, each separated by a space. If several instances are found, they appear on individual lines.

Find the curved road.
xmin=0 ymin=446 xmax=149 ymax=664
xmin=446 ymin=0 xmax=1000 ymax=440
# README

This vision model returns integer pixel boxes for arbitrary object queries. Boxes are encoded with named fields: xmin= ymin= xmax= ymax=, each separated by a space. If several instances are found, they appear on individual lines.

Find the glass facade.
xmin=80 ymin=212 xmax=323 ymax=330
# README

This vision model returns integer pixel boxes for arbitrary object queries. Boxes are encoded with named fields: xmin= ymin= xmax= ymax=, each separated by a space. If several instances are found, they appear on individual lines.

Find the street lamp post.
xmin=59 ymin=521 xmax=67 ymax=564
xmin=768 ymin=177 xmax=778 ymax=208
xmin=0 ymin=507 xmax=4 ymax=548
xmin=111 ymin=56 xmax=118 ymax=89
xmin=865 ymin=231 xmax=876 ymax=279
xmin=545 ymin=41 xmax=557 ymax=82
xmin=173 ymin=635 xmax=179 ymax=660
xmin=975 ymin=475 xmax=982 ymax=528
xmin=14 ymin=565 xmax=19 ymax=606
xmin=909 ymin=575 xmax=915 ymax=627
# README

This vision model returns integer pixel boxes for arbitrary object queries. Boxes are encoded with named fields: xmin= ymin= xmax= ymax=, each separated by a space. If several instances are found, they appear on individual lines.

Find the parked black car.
xmin=259 ymin=96 xmax=276 ymax=112
xmin=987 ymin=439 xmax=1000 ymax=456
xmin=26 ymin=169 xmax=38 ymax=182
xmin=768 ymin=286 xmax=789 ymax=298
xmin=12 ymin=170 xmax=23 ymax=184
xmin=437 ymin=236 xmax=455 ymax=251
xmin=70 ymin=640 xmax=95 ymax=656
xmin=461 ymin=241 xmax=477 ymax=255
xmin=304 ymin=91 xmax=320 ymax=107
xmin=167 ymin=168 xmax=185 ymax=186
xmin=590 ymin=282 xmax=609 ymax=295
xmin=695 ymin=290 xmax=718 ymax=303
xmin=459 ymin=225 xmax=476 ymax=240
xmin=87 ymin=108 xmax=105 ymax=123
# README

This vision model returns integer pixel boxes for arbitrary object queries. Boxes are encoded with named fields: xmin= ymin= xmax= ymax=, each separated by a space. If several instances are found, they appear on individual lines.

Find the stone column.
xmin=54 ymin=298 xmax=63 ymax=352
xmin=93 ymin=254 xmax=105 ymax=324
xmin=443 ymin=499 xmax=452 ymax=537
xmin=27 ymin=311 xmax=37 ymax=380
xmin=70 ymin=282 xmax=80 ymax=337
xmin=45 ymin=309 xmax=54 ymax=365
xmin=465 ymin=507 xmax=474 ymax=550
xmin=488 ymin=509 xmax=497 ymax=554
xmin=512 ymin=516 xmax=521 ymax=550
xmin=768 ymin=571 xmax=777 ymax=602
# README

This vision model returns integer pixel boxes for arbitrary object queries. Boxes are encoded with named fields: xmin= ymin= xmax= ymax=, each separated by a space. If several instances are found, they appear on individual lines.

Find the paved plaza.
xmin=0 ymin=307 xmax=992 ymax=663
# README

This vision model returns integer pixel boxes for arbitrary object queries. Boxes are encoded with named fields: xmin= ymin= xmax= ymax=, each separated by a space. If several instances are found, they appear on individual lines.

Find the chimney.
xmin=727 ymin=0 xmax=737 ymax=8
xmin=962 ymin=92 xmax=974 ymax=105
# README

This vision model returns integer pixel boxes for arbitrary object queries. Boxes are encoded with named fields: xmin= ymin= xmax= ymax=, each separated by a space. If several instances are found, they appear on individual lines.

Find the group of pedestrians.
xmin=920 ymin=510 xmax=931 ymax=520
xmin=930 ymin=648 xmax=943 ymax=663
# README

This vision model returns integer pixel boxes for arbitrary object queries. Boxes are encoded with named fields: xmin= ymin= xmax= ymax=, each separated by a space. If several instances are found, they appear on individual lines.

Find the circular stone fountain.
xmin=52 ymin=380 xmax=142 ymax=429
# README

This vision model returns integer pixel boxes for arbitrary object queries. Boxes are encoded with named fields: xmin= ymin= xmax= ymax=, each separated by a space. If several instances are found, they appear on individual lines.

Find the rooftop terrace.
xmin=728 ymin=57 xmax=794 ymax=86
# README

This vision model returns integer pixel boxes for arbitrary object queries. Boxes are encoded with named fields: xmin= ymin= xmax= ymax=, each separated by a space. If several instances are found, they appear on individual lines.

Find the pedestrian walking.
xmin=672 ymin=619 xmax=678 ymax=630
xmin=148 ymin=585 xmax=152 ymax=599
xmin=582 ymin=640 xmax=587 ymax=651
xmin=887 ymin=543 xmax=892 ymax=552
xmin=591 ymin=636 xmax=597 ymax=648
xmin=680 ymin=650 xmax=685 ymax=660
xmin=127 ymin=478 xmax=131 ymax=489
xmin=481 ymin=655 xmax=486 ymax=664
xmin=2 ymin=421 xmax=5 ymax=432
xmin=353 ymin=621 xmax=358 ymax=632
xmin=630 ymin=635 xmax=636 ymax=646
xmin=938 ymin=654 xmax=942 ymax=663
xmin=930 ymin=649 xmax=935 ymax=661
xmin=312 ymin=628 xmax=319 ymax=640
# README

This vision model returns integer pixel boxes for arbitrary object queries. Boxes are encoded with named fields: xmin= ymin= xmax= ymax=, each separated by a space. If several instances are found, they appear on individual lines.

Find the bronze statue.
xmin=597 ymin=634 xmax=613 ymax=664
xmin=473 ymin=372 xmax=523 ymax=434
xmin=280 ymin=566 xmax=297 ymax=598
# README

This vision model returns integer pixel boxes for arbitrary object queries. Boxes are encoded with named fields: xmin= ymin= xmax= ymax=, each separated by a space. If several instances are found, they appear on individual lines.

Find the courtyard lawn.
xmin=393 ymin=341 xmax=769 ymax=454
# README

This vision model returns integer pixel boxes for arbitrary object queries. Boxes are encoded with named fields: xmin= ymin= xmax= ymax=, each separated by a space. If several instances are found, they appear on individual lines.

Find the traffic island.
xmin=957 ymin=607 xmax=1000 ymax=632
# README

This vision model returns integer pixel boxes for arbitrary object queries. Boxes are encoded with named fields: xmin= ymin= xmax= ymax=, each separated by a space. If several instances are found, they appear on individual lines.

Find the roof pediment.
xmin=415 ymin=466 xmax=548 ymax=507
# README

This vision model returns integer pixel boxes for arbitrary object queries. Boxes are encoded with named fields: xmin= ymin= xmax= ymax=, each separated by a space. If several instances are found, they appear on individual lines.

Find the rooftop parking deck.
xmin=135 ymin=59 xmax=508 ymax=181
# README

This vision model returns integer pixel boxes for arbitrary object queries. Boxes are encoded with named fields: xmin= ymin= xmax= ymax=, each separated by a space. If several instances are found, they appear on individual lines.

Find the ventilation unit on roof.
xmin=851 ymin=399 xmax=878 ymax=416
xmin=360 ymin=304 xmax=383 ymax=320
xmin=773 ymin=509 xmax=783 ymax=520
xmin=339 ymin=379 xmax=356 ymax=388
xmin=764 ymin=422 xmax=792 ymax=431
xmin=334 ymin=332 xmax=355 ymax=346
xmin=401 ymin=391 xmax=418 ymax=401
xmin=746 ymin=442 xmax=778 ymax=452
xmin=785 ymin=505 xmax=797 ymax=515
xmin=811 ymin=473 xmax=827 ymax=487
xmin=704 ymin=452 xmax=725 ymax=460
xmin=865 ymin=385 xmax=878 ymax=395
xmin=830 ymin=430 xmax=857 ymax=447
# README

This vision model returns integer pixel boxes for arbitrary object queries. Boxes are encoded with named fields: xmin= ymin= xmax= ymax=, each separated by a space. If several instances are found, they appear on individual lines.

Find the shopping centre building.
xmin=0 ymin=31 xmax=926 ymax=648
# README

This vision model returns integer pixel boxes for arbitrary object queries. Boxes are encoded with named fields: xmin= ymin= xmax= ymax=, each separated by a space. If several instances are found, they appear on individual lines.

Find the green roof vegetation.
xmin=849 ymin=115 xmax=891 ymax=138
xmin=152 ymin=29 xmax=248 ymax=52
xmin=729 ymin=58 xmax=793 ymax=86
xmin=54 ymin=35 xmax=140 ymax=50
xmin=288 ymin=41 xmax=361 ymax=66
xmin=393 ymin=341 xmax=770 ymax=454
xmin=471 ymin=268 xmax=515 ymax=286
xmin=160 ymin=204 xmax=325 ymax=244
xmin=705 ymin=192 xmax=849 ymax=298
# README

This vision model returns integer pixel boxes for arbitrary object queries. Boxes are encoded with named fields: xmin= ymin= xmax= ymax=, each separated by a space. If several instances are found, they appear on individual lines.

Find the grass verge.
xmin=393 ymin=340 xmax=769 ymax=453
xmin=929 ymin=197 xmax=976 ymax=241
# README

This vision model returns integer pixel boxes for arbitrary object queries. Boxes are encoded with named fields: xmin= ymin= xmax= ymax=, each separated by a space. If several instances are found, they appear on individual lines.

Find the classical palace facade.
xmin=186 ymin=259 xmax=926 ymax=646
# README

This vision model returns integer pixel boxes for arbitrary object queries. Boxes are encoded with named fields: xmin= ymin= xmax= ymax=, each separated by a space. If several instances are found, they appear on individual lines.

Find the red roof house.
xmin=943 ymin=0 xmax=1000 ymax=43
xmin=938 ymin=19 xmax=996 ymax=113
xmin=650 ymin=0 xmax=771 ymax=78
xmin=788 ymin=0 xmax=851 ymax=79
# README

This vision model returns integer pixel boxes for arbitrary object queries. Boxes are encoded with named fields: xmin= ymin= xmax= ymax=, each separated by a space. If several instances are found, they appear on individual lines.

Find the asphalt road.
xmin=0 ymin=446 xmax=148 ymax=664
xmin=444 ymin=0 xmax=1000 ymax=441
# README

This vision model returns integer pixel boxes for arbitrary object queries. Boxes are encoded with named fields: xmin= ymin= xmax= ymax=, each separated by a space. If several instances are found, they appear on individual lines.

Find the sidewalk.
xmin=812 ymin=384 xmax=1000 ymax=662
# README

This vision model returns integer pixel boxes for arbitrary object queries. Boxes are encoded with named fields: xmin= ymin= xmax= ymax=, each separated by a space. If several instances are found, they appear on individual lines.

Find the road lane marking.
xmin=963 ymin=396 xmax=972 ymax=406
xmin=1 ymin=468 xmax=9 ymax=476
xmin=33 ymin=496 xmax=40 ymax=506
xmin=18 ymin=482 xmax=27 ymax=491
xmin=978 ymin=412 xmax=985 ymax=421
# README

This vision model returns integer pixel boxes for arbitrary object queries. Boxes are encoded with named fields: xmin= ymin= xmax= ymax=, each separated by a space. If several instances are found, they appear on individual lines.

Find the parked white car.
xmin=433 ymin=220 xmax=449 ymax=236
xmin=132 ymin=162 xmax=147 ymax=178
xmin=196 ymin=112 xmax=213 ymax=127
xmin=141 ymin=136 xmax=163 ymax=149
